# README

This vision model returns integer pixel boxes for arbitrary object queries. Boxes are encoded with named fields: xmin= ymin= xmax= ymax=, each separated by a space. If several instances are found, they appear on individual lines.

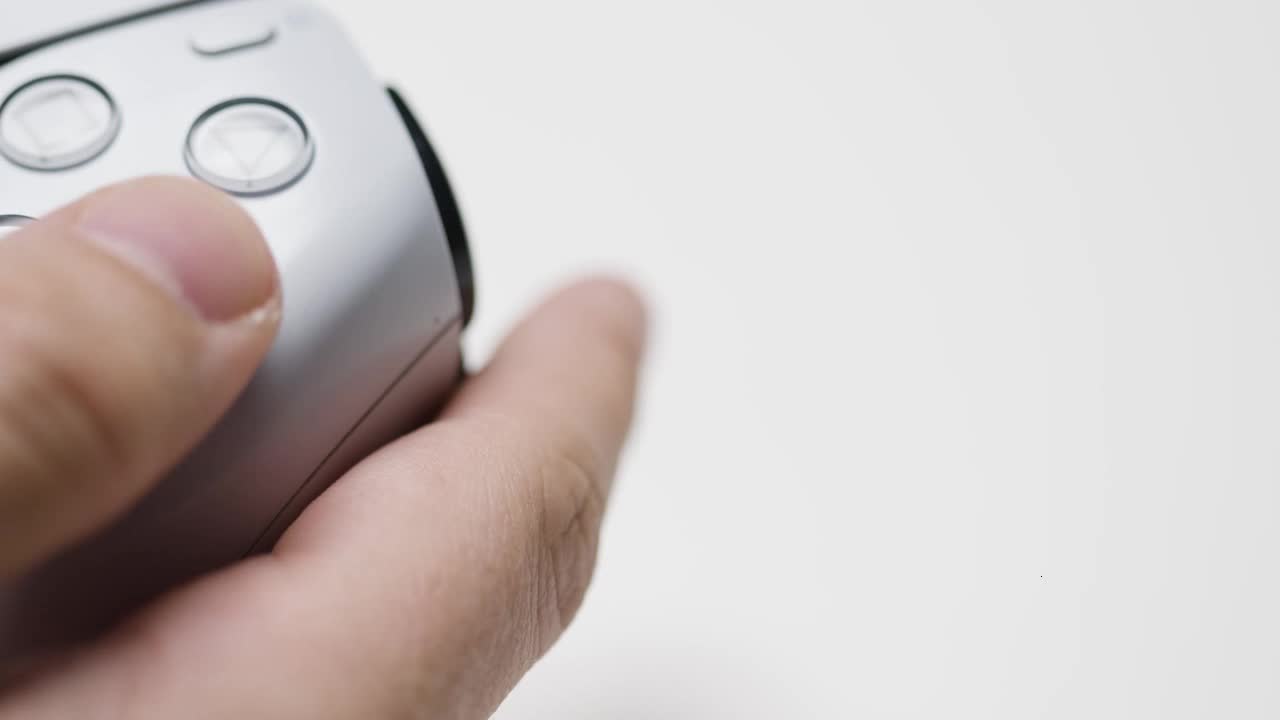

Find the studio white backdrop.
xmin=317 ymin=1 xmax=1280 ymax=717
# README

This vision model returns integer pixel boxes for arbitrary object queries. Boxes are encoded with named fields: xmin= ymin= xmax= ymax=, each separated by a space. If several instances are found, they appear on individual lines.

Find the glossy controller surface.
xmin=0 ymin=0 xmax=470 ymax=659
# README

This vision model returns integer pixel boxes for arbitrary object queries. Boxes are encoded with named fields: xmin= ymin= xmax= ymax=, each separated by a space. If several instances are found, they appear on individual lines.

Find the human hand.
xmin=0 ymin=177 xmax=647 ymax=719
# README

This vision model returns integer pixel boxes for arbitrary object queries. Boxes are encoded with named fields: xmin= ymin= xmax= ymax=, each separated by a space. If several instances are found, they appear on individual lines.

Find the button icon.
xmin=0 ymin=75 xmax=121 ymax=171
xmin=185 ymin=98 xmax=315 ymax=196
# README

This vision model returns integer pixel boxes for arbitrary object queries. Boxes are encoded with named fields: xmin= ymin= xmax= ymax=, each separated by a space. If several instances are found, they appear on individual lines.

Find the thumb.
xmin=0 ymin=177 xmax=280 ymax=577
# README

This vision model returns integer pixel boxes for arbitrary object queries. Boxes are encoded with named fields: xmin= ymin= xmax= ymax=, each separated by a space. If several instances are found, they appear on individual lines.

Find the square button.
xmin=0 ymin=75 xmax=120 ymax=170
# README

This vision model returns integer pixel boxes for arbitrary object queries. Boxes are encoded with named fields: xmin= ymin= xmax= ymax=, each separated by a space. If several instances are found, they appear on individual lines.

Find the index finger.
xmin=296 ymin=277 xmax=649 ymax=714
xmin=0 ymin=278 xmax=649 ymax=720
xmin=265 ymin=277 xmax=650 ymax=716
xmin=283 ymin=273 xmax=649 ymax=643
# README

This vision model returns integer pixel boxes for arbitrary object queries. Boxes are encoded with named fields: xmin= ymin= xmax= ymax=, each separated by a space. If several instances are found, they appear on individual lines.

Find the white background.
xmin=319 ymin=1 xmax=1280 ymax=717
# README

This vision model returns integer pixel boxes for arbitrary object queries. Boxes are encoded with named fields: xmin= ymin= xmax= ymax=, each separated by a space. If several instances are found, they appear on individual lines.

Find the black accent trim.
xmin=0 ymin=1 xmax=217 ymax=66
xmin=387 ymin=88 xmax=476 ymax=328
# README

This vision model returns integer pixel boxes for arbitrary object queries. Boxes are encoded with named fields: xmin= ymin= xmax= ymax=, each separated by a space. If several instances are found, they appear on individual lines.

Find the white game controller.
xmin=0 ymin=0 xmax=475 ymax=662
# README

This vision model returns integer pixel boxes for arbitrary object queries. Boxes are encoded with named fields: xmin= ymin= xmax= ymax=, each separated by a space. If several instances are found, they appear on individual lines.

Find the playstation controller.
xmin=0 ymin=0 xmax=474 ymax=662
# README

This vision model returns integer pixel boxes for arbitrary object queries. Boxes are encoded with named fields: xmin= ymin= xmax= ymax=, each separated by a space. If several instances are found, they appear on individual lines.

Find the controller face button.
xmin=184 ymin=97 xmax=315 ymax=196
xmin=191 ymin=23 xmax=277 ymax=57
xmin=0 ymin=75 xmax=121 ymax=171
xmin=0 ymin=215 xmax=33 ymax=237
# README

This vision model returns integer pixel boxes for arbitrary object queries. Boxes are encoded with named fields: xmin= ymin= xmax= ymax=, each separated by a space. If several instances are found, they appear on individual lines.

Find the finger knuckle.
xmin=531 ymin=435 xmax=607 ymax=637
xmin=0 ymin=305 xmax=130 ymax=493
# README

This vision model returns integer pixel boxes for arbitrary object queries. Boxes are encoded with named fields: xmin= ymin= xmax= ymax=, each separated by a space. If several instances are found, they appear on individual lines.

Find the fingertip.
xmin=0 ymin=177 xmax=281 ymax=579
xmin=549 ymin=275 xmax=651 ymax=361
xmin=73 ymin=176 xmax=279 ymax=323
xmin=444 ymin=274 xmax=650 ymax=452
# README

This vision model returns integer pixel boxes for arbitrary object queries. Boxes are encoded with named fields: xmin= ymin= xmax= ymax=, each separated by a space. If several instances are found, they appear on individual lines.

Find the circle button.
xmin=185 ymin=98 xmax=315 ymax=196
xmin=0 ymin=215 xmax=33 ymax=238
xmin=0 ymin=75 xmax=121 ymax=171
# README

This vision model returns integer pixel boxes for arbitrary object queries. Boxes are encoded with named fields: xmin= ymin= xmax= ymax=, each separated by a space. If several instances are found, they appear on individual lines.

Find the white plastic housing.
xmin=0 ymin=0 xmax=468 ymax=661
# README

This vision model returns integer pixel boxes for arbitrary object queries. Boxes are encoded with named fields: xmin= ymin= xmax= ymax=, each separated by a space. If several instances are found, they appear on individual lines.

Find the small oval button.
xmin=191 ymin=23 xmax=276 ymax=57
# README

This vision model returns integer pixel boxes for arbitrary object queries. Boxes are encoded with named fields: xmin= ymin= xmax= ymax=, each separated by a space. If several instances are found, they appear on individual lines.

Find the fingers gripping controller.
xmin=0 ymin=0 xmax=476 ymax=661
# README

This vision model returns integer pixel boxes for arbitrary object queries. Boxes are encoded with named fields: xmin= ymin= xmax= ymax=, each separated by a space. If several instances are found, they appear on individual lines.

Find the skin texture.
xmin=0 ymin=177 xmax=648 ymax=719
